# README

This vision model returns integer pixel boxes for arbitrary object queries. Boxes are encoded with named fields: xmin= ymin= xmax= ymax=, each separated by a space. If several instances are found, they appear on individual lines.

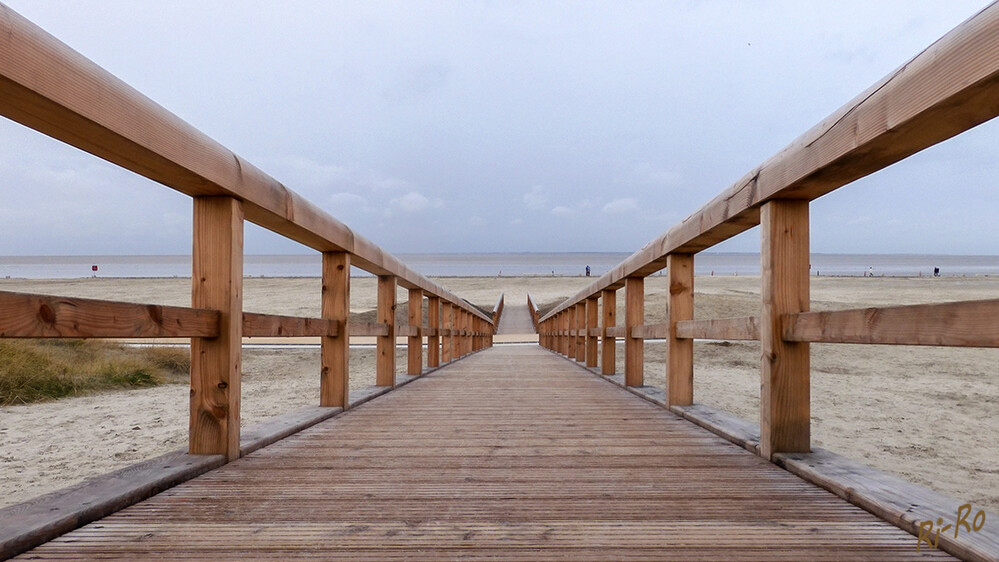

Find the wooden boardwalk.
xmin=18 ymin=346 xmax=951 ymax=560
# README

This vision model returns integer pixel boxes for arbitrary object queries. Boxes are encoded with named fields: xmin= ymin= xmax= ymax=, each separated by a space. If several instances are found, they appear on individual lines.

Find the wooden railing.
xmin=0 ymin=6 xmax=495 ymax=463
xmin=540 ymin=2 xmax=999 ymax=454
xmin=538 ymin=8 xmax=999 ymax=556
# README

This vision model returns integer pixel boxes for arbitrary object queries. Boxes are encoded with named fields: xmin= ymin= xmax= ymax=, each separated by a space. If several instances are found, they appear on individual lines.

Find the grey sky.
xmin=1 ymin=1 xmax=996 ymax=256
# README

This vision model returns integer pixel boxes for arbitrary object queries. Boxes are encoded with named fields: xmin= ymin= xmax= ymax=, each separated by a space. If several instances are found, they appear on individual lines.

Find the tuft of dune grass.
xmin=0 ymin=340 xmax=190 ymax=406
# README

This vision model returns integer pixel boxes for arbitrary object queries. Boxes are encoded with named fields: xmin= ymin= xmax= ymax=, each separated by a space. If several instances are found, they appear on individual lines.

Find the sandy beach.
xmin=1 ymin=274 xmax=997 ymax=513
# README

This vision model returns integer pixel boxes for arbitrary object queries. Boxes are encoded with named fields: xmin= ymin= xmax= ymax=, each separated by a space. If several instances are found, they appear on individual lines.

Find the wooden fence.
xmin=0 ymin=6 xmax=496 ymax=464
xmin=539 ymin=4 xmax=999 ymax=460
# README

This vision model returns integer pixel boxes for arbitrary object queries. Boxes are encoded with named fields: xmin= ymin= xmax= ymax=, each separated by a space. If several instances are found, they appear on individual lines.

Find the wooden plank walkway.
xmin=17 ymin=346 xmax=952 ymax=560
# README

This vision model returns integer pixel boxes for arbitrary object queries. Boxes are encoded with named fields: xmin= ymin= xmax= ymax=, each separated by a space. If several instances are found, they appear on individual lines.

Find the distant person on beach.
xmin=585 ymin=265 xmax=590 ymax=277
xmin=934 ymin=267 xmax=940 ymax=277
xmin=868 ymin=266 xmax=874 ymax=277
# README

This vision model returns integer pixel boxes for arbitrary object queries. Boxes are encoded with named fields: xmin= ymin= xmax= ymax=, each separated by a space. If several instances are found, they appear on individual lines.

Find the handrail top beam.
xmin=0 ymin=6 xmax=491 ymax=325
xmin=541 ymin=3 xmax=999 ymax=322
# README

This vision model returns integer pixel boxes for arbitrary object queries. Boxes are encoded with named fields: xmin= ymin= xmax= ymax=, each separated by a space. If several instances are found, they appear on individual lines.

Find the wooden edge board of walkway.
xmin=0 ymin=360 xmax=454 ymax=560
xmin=14 ymin=345 xmax=960 ymax=560
xmin=553 ymin=348 xmax=997 ymax=561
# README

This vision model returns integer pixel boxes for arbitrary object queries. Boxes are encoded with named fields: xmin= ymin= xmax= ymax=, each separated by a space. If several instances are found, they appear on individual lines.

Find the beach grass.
xmin=0 ymin=340 xmax=189 ymax=406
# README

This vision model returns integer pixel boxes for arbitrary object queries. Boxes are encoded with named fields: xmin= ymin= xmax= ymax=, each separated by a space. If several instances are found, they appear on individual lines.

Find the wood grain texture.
xmin=625 ymin=277 xmax=645 ymax=387
xmin=775 ymin=449 xmax=999 ymax=562
xmin=190 ymin=196 xmax=243 ymax=462
xmin=0 ymin=291 xmax=218 ymax=338
xmin=784 ymin=299 xmax=999 ymax=347
xmin=350 ymin=322 xmax=390 ymax=337
xmin=539 ymin=4 xmax=999 ymax=323
xmin=376 ymin=275 xmax=396 ymax=387
xmin=760 ymin=200 xmax=810 ymax=459
xmin=666 ymin=254 xmax=694 ymax=406
xmin=566 ymin=307 xmax=576 ymax=359
xmin=242 ymin=312 xmax=337 ymax=338
xmin=321 ymin=251 xmax=349 ymax=408
xmin=630 ymin=323 xmax=669 ymax=339
xmin=601 ymin=289 xmax=616 ymax=375
xmin=574 ymin=303 xmax=585 ymax=362
xmin=0 ymin=6 xmax=491 ymax=325
xmin=427 ymin=296 xmax=440 ymax=368
xmin=442 ymin=304 xmax=452 ymax=363
xmin=605 ymin=326 xmax=627 ymax=338
xmin=676 ymin=316 xmax=761 ymax=341
xmin=408 ymin=288 xmax=423 ymax=376
xmin=20 ymin=346 xmax=954 ymax=561
xmin=585 ymin=297 xmax=598 ymax=367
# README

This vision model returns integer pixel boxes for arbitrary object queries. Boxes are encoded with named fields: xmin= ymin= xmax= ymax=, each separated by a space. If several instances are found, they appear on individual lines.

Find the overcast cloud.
xmin=1 ymin=1 xmax=996 ymax=256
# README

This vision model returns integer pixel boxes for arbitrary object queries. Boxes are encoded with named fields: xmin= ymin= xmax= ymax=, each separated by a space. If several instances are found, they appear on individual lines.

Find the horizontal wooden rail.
xmin=605 ymin=326 xmax=627 ymax=338
xmin=350 ymin=322 xmax=391 ymax=338
xmin=242 ymin=313 xmax=338 ymax=338
xmin=0 ymin=7 xmax=490 ymax=326
xmin=630 ymin=323 xmax=669 ymax=340
xmin=676 ymin=317 xmax=760 ymax=341
xmin=783 ymin=300 xmax=999 ymax=347
xmin=540 ymin=4 xmax=999 ymax=322
xmin=0 ymin=291 xmax=219 ymax=338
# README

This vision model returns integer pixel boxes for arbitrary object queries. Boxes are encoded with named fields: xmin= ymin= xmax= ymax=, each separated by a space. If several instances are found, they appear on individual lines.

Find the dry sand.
xmin=1 ymin=274 xmax=997 ymax=513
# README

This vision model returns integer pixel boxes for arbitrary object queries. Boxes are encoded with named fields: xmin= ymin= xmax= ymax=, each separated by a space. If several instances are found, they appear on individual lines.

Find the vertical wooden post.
xmin=625 ymin=276 xmax=644 ymax=387
xmin=427 ymin=296 xmax=440 ymax=368
xmin=575 ymin=303 xmax=586 ymax=362
xmin=761 ymin=200 xmax=811 ymax=459
xmin=321 ymin=251 xmax=350 ymax=408
xmin=442 ymin=303 xmax=452 ymax=363
xmin=408 ymin=288 xmax=423 ymax=375
xmin=566 ymin=306 xmax=576 ymax=358
xmin=564 ymin=312 xmax=570 ymax=356
xmin=458 ymin=310 xmax=466 ymax=358
xmin=601 ymin=289 xmax=616 ymax=375
xmin=465 ymin=311 xmax=473 ymax=356
xmin=190 ymin=196 xmax=243 ymax=461
xmin=666 ymin=254 xmax=694 ymax=407
xmin=377 ymin=275 xmax=396 ymax=387
xmin=585 ymin=297 xmax=598 ymax=368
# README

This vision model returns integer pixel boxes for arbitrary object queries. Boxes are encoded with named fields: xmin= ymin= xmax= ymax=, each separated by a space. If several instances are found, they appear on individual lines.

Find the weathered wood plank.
xmin=666 ymin=254 xmax=694 ymax=407
xmin=350 ymin=322 xmax=390 ymax=337
xmin=540 ymin=4 xmax=999 ymax=322
xmin=190 ymin=196 xmax=243 ymax=462
xmin=321 ymin=251 xmax=349 ymax=408
xmin=676 ymin=316 xmax=761 ymax=341
xmin=21 ymin=346 xmax=956 ymax=561
xmin=601 ymin=288 xmax=616 ymax=375
xmin=585 ymin=297 xmax=599 ymax=367
xmin=376 ymin=275 xmax=396 ymax=387
xmin=242 ymin=312 xmax=338 ymax=337
xmin=575 ymin=303 xmax=586 ymax=362
xmin=784 ymin=299 xmax=999 ymax=347
xmin=407 ymin=288 xmax=423 ymax=376
xmin=760 ymin=200 xmax=810 ymax=460
xmin=0 ymin=450 xmax=224 ymax=560
xmin=605 ymin=326 xmax=626 ymax=338
xmin=625 ymin=277 xmax=644 ymax=387
xmin=775 ymin=449 xmax=999 ymax=562
xmin=631 ymin=323 xmax=669 ymax=339
xmin=0 ymin=291 xmax=218 ymax=338
xmin=427 ymin=296 xmax=440 ymax=367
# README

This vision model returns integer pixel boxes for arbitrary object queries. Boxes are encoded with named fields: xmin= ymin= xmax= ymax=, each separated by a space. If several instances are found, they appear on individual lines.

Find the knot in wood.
xmin=38 ymin=302 xmax=56 ymax=324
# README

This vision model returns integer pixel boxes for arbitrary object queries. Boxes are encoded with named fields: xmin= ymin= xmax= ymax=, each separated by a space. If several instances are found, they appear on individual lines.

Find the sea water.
xmin=2 ymin=253 xmax=999 ymax=279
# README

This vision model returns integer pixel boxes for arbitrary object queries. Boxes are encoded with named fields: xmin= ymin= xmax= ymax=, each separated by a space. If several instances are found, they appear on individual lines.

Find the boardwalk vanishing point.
xmin=2 ymin=3 xmax=999 ymax=560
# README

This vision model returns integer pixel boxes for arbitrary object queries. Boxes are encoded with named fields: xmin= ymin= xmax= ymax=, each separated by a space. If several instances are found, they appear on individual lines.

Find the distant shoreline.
xmin=3 ymin=252 xmax=999 ymax=279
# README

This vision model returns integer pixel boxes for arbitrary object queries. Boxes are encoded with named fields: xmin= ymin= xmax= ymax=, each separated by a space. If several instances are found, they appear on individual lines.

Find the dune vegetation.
xmin=0 ymin=339 xmax=189 ymax=406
